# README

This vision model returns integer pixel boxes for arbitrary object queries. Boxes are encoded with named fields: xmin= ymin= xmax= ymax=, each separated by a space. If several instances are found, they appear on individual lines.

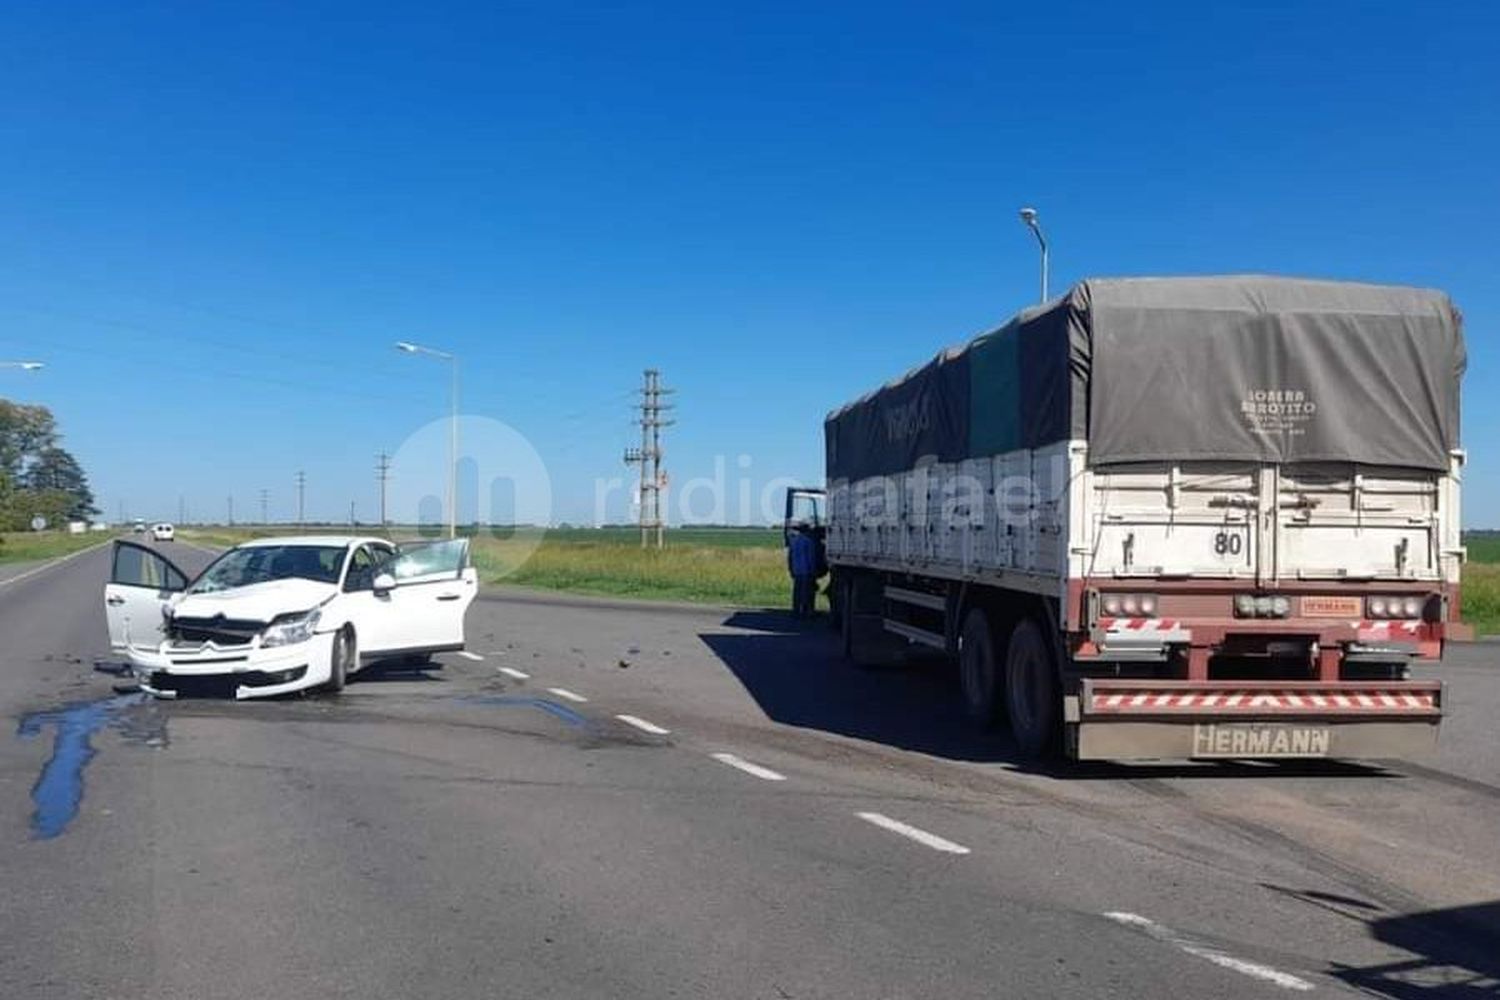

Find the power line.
xmin=375 ymin=452 xmax=391 ymax=528
xmin=623 ymin=368 xmax=674 ymax=548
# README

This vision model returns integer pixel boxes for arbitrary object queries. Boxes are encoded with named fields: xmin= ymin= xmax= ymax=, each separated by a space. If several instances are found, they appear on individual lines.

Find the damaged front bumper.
xmin=126 ymin=632 xmax=335 ymax=699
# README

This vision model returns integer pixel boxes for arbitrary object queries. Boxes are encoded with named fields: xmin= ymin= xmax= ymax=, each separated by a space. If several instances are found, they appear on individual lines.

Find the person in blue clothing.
xmin=787 ymin=523 xmax=821 ymax=618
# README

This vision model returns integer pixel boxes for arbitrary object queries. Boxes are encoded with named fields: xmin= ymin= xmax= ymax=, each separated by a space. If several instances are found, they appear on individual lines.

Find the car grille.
xmin=168 ymin=616 xmax=265 ymax=646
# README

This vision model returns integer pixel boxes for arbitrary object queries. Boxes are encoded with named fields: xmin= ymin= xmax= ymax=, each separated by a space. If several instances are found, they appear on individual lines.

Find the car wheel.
xmin=1005 ymin=618 xmax=1059 ymax=758
xmin=326 ymin=627 xmax=354 ymax=693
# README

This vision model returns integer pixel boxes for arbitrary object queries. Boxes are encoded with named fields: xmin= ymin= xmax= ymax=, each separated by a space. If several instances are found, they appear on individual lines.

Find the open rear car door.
xmin=371 ymin=538 xmax=477 ymax=655
xmin=104 ymin=540 xmax=189 ymax=651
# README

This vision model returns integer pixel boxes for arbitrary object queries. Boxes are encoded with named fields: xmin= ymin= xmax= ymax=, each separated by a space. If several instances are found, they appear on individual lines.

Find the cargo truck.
xmin=814 ymin=276 xmax=1465 ymax=761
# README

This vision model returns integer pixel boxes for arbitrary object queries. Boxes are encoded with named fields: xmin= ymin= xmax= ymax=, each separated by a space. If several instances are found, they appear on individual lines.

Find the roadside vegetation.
xmin=0 ymin=530 xmax=113 ymax=565
xmin=471 ymin=528 xmax=793 ymax=607
xmin=1 ymin=399 xmax=99 ymax=532
xmin=180 ymin=524 xmax=798 ymax=608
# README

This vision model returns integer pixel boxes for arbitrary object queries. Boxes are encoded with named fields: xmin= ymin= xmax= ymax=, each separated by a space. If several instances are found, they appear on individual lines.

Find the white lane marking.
xmin=616 ymin=714 xmax=670 ymax=735
xmin=498 ymin=666 xmax=530 ymax=680
xmin=856 ymin=812 xmax=971 ymax=855
xmin=710 ymin=752 xmax=787 ymax=782
xmin=546 ymin=687 xmax=588 ymax=703
xmin=1102 ymin=912 xmax=1314 ymax=992
xmin=0 ymin=539 xmax=114 ymax=590
xmin=457 ymin=651 xmax=485 ymax=661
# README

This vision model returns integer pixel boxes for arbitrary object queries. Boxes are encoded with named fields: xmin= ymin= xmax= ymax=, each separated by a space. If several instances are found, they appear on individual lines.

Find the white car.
xmin=152 ymin=523 xmax=175 ymax=542
xmin=103 ymin=535 xmax=478 ymax=699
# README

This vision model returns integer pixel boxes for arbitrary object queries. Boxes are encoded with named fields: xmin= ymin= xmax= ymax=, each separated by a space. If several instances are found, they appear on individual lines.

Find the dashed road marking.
xmin=457 ymin=651 xmax=485 ymax=661
xmin=856 ymin=812 xmax=971 ymax=855
xmin=497 ymin=667 xmax=530 ymax=680
xmin=1102 ymin=912 xmax=1314 ymax=992
xmin=615 ymin=714 xmax=670 ymax=735
xmin=711 ymin=752 xmax=786 ymax=782
xmin=546 ymin=687 xmax=588 ymax=703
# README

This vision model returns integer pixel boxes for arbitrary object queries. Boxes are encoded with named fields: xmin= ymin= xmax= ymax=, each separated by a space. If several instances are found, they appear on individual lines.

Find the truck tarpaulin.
xmin=825 ymin=276 xmax=1464 ymax=480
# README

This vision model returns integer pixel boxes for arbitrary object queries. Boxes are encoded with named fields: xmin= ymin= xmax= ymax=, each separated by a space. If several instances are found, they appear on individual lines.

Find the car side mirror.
xmin=372 ymin=572 xmax=397 ymax=594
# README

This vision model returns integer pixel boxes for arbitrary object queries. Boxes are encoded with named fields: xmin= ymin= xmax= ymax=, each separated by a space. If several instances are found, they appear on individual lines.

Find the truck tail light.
xmin=1101 ymin=593 xmax=1158 ymax=617
xmin=1235 ymin=594 xmax=1291 ymax=619
xmin=1367 ymin=596 xmax=1424 ymax=620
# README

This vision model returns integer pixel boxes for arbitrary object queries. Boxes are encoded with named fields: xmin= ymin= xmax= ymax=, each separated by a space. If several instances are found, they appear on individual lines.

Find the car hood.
xmin=171 ymin=578 xmax=337 ymax=623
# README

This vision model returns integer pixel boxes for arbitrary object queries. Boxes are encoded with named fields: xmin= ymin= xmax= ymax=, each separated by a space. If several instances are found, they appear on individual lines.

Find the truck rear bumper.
xmin=1071 ymin=679 xmax=1442 ymax=761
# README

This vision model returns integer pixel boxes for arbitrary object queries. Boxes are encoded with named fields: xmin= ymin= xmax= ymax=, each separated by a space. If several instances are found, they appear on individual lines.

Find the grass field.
xmin=178 ymin=525 xmax=797 ymax=609
xmin=470 ymin=529 xmax=793 ymax=607
xmin=0 ymin=530 xmax=114 ymax=566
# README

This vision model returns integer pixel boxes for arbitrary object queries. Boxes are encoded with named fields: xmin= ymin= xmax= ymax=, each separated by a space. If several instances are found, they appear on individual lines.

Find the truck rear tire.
xmin=1005 ymin=618 xmax=1059 ymax=758
xmin=958 ymin=609 xmax=1002 ymax=725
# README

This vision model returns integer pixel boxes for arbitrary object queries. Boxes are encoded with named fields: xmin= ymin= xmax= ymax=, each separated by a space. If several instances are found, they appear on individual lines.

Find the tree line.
xmin=0 ymin=399 xmax=98 ymax=530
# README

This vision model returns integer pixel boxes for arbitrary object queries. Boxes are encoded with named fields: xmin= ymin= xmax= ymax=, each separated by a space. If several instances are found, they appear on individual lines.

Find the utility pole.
xmin=259 ymin=488 xmax=270 ymax=526
xmin=623 ymin=368 xmax=674 ymax=548
xmin=178 ymin=495 xmax=185 ymax=525
xmin=375 ymin=452 xmax=390 ymax=528
xmin=227 ymin=495 xmax=234 ymax=526
xmin=349 ymin=500 xmax=356 ymax=526
xmin=295 ymin=471 xmax=306 ymax=530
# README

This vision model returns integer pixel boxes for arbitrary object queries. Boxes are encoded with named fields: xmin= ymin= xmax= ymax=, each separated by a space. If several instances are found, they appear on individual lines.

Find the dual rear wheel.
xmin=959 ymin=609 xmax=1059 ymax=758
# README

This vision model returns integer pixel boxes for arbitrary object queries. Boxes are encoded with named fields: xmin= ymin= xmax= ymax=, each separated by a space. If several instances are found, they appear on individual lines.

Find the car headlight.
xmin=261 ymin=608 xmax=322 ymax=647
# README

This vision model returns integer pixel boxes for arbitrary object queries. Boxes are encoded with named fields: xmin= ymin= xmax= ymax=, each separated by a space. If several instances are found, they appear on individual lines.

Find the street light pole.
xmin=395 ymin=341 xmax=459 ymax=539
xmin=1018 ymin=207 xmax=1049 ymax=302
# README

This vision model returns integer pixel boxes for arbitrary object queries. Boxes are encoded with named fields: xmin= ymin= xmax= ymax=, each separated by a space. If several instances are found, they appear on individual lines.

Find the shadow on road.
xmin=702 ymin=610 xmax=1028 ymax=765
xmin=701 ymin=609 xmax=1394 ymax=781
xmin=1330 ymin=900 xmax=1500 ymax=998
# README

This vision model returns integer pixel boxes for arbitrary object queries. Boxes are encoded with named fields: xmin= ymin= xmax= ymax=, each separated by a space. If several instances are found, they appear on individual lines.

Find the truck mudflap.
xmin=1071 ymin=679 xmax=1442 ymax=762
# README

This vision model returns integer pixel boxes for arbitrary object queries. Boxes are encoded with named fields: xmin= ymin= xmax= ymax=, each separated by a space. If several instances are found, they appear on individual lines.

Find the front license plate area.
xmin=1192 ymin=723 xmax=1332 ymax=758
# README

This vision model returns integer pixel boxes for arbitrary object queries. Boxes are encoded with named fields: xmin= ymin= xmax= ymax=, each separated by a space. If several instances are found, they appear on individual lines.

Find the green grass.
xmin=1464 ymin=534 xmax=1500 ymax=564
xmin=1461 ymin=533 xmax=1500 ymax=636
xmin=177 ymin=524 xmax=799 ymax=608
xmin=0 ymin=530 xmax=115 ymax=565
xmin=470 ymin=531 xmax=793 ymax=607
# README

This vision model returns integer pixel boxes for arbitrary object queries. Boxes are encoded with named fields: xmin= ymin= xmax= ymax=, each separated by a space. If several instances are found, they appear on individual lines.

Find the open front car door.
xmin=374 ymin=538 xmax=477 ymax=655
xmin=105 ymin=540 xmax=189 ymax=651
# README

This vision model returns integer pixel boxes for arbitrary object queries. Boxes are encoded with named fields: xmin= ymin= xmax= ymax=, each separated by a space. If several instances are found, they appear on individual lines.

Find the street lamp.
xmin=1 ymin=361 xmax=44 ymax=371
xmin=1018 ymin=207 xmax=1049 ymax=303
xmin=395 ymin=341 xmax=459 ymax=539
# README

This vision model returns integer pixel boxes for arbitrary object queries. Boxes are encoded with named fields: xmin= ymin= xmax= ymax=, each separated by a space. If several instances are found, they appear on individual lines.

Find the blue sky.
xmin=1 ymin=1 xmax=1496 ymax=526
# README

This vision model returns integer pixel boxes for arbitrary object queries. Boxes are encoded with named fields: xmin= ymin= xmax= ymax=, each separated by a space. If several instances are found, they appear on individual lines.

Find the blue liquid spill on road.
xmin=15 ymin=692 xmax=167 ymax=840
xmin=458 ymin=694 xmax=591 ymax=728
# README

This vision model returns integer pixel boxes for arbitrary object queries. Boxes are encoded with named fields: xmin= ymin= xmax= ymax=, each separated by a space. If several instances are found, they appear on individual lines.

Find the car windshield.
xmin=188 ymin=545 xmax=346 ymax=593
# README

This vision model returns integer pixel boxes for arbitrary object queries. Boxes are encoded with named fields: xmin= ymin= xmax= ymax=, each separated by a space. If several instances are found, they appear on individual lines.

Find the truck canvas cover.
xmin=825 ymin=276 xmax=1464 ymax=480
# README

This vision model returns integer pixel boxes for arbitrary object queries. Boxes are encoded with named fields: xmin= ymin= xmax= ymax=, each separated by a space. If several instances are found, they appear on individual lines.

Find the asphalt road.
xmin=2 ymin=541 xmax=1497 ymax=999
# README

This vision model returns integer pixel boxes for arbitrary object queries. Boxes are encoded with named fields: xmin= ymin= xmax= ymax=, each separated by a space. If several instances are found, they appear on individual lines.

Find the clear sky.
xmin=1 ymin=1 xmax=1496 ymax=526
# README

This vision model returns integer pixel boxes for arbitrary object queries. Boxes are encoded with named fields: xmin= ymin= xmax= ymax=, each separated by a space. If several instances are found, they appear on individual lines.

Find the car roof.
xmin=237 ymin=535 xmax=384 ymax=548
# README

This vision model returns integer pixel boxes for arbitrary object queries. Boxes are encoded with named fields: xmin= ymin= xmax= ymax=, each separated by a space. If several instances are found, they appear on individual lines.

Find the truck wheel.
xmin=958 ymin=609 xmax=1001 ymax=725
xmin=1005 ymin=618 xmax=1059 ymax=757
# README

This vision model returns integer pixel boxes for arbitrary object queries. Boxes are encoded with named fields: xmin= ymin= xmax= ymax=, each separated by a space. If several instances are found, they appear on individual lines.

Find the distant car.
xmin=152 ymin=523 xmax=175 ymax=542
xmin=132 ymin=521 xmax=147 ymax=534
xmin=103 ymin=535 xmax=478 ymax=698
